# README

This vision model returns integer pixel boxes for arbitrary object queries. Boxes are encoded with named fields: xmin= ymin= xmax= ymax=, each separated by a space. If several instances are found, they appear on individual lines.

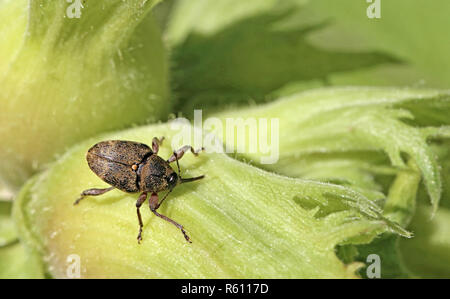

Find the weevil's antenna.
xmin=155 ymin=189 xmax=173 ymax=210
xmin=173 ymin=150 xmax=205 ymax=184
xmin=174 ymin=150 xmax=181 ymax=177
xmin=180 ymin=175 xmax=205 ymax=184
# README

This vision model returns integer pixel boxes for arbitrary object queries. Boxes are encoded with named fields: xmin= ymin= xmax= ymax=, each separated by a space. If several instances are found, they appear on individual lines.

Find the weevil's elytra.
xmin=86 ymin=140 xmax=153 ymax=193
xmin=74 ymin=137 xmax=205 ymax=244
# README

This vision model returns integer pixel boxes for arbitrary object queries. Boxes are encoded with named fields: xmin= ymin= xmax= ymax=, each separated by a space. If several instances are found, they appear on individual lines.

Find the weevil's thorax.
xmin=138 ymin=154 xmax=175 ymax=193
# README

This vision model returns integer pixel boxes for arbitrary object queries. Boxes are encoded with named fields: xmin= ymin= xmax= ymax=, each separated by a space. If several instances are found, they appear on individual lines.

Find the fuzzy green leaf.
xmin=211 ymin=87 xmax=450 ymax=214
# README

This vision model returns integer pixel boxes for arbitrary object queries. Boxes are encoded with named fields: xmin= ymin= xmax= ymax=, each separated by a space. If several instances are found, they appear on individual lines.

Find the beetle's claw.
xmin=137 ymin=230 xmax=143 ymax=244
xmin=181 ymin=229 xmax=192 ymax=243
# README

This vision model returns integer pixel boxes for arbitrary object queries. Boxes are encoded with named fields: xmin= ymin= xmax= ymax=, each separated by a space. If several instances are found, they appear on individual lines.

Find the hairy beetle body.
xmin=86 ymin=140 xmax=175 ymax=193
xmin=76 ymin=138 xmax=205 ymax=243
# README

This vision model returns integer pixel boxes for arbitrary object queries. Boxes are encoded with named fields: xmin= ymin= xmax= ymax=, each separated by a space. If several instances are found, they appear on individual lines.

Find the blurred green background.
xmin=1 ymin=0 xmax=450 ymax=278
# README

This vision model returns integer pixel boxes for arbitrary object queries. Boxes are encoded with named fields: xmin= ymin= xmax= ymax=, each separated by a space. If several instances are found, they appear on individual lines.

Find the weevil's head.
xmin=166 ymin=171 xmax=179 ymax=190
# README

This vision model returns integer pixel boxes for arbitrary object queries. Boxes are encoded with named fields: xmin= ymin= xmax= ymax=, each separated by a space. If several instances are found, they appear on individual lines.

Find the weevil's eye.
xmin=167 ymin=172 xmax=178 ymax=189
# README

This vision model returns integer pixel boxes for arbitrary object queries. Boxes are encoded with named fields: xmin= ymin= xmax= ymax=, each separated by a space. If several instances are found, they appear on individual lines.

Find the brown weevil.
xmin=74 ymin=137 xmax=204 ymax=244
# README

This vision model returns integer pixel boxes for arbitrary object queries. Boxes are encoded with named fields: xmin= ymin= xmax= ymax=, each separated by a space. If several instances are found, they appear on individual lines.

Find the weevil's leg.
xmin=167 ymin=145 xmax=204 ymax=163
xmin=149 ymin=192 xmax=191 ymax=243
xmin=73 ymin=186 xmax=115 ymax=205
xmin=136 ymin=192 xmax=148 ymax=244
xmin=152 ymin=136 xmax=165 ymax=154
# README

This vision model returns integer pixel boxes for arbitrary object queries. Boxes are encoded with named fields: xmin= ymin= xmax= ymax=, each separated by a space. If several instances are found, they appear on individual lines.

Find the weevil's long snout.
xmin=180 ymin=175 xmax=205 ymax=184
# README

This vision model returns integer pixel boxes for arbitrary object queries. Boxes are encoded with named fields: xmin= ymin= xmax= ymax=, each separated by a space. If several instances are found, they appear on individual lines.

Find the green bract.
xmin=0 ymin=0 xmax=169 ymax=190
xmin=211 ymin=87 xmax=450 ymax=215
xmin=209 ymin=87 xmax=450 ymax=278
xmin=14 ymin=123 xmax=407 ymax=278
